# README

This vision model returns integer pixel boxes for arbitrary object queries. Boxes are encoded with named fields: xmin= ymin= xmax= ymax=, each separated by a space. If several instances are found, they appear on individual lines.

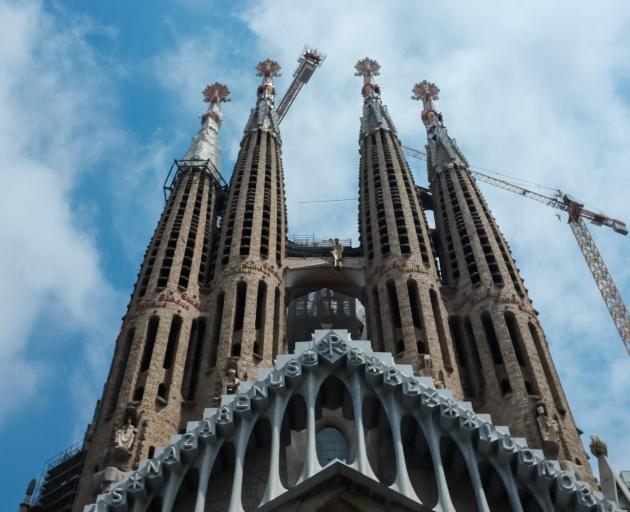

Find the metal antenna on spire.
xmin=355 ymin=58 xmax=381 ymax=99
xmin=412 ymin=80 xmax=443 ymax=134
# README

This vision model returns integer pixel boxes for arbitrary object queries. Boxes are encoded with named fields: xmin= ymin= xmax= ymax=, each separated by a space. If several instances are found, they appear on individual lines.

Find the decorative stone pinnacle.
xmin=256 ymin=59 xmax=282 ymax=78
xmin=355 ymin=58 xmax=381 ymax=99
xmin=589 ymin=434 xmax=608 ymax=457
xmin=256 ymin=59 xmax=281 ymax=101
xmin=203 ymin=82 xmax=231 ymax=104
xmin=412 ymin=80 xmax=443 ymax=133
xmin=355 ymin=58 xmax=380 ymax=81
xmin=412 ymin=80 xmax=440 ymax=102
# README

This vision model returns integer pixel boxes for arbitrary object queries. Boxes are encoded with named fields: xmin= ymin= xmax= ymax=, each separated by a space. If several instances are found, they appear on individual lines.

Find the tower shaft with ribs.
xmin=413 ymin=80 xmax=590 ymax=472
xmin=72 ymin=84 xmax=228 ymax=509
xmin=200 ymin=60 xmax=287 ymax=404
xmin=356 ymin=59 xmax=463 ymax=394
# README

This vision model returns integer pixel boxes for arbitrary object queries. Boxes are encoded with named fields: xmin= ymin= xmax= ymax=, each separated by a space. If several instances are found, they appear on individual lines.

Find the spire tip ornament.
xmin=203 ymin=82 xmax=231 ymax=104
xmin=412 ymin=80 xmax=443 ymax=134
xmin=256 ymin=59 xmax=281 ymax=101
xmin=355 ymin=58 xmax=381 ymax=99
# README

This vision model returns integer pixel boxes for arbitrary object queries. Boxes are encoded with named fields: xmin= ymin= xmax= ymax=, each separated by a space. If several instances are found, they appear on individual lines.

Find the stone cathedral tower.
xmin=28 ymin=57 xmax=615 ymax=512
xmin=412 ymin=80 xmax=589 ymax=468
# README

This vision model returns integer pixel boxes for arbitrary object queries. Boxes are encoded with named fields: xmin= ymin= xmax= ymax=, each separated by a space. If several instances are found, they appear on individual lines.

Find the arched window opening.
xmin=316 ymin=427 xmax=348 ymax=466
xmin=172 ymin=468 xmax=199 ymax=512
xmin=241 ymin=419 xmax=271 ymax=511
xmin=146 ymin=496 xmax=163 ymax=512
xmin=363 ymin=395 xmax=395 ymax=486
xmin=133 ymin=385 xmax=144 ymax=401
xmin=157 ymin=383 xmax=167 ymax=401
xmin=396 ymin=339 xmax=405 ymax=355
xmin=401 ymin=415 xmax=438 ymax=508
xmin=280 ymin=394 xmax=307 ymax=488
xmin=504 ymin=312 xmax=538 ymax=395
xmin=449 ymin=316 xmax=473 ymax=397
xmin=529 ymin=322 xmax=565 ymax=414
xmin=140 ymin=316 xmax=160 ymax=372
xmin=231 ymin=342 xmax=241 ymax=357
xmin=371 ymin=287 xmax=385 ymax=351
xmin=272 ymin=287 xmax=281 ymax=358
xmin=481 ymin=312 xmax=503 ymax=365
xmin=481 ymin=312 xmax=512 ymax=395
xmin=440 ymin=436 xmax=477 ymax=510
xmin=181 ymin=317 xmax=206 ymax=401
xmin=205 ymin=442 xmax=235 ymax=505
xmin=162 ymin=315 xmax=182 ymax=369
xmin=406 ymin=280 xmax=424 ymax=329
xmin=386 ymin=280 xmax=402 ymax=328
xmin=209 ymin=294 xmax=224 ymax=368
xmin=519 ymin=489 xmax=544 ymax=512
xmin=147 ymin=446 xmax=155 ymax=459
xmin=430 ymin=289 xmax=452 ymax=370
xmin=254 ymin=280 xmax=267 ymax=359
xmin=233 ymin=281 xmax=247 ymax=332
xmin=106 ymin=328 xmax=134 ymax=416
xmin=478 ymin=461 xmax=511 ymax=512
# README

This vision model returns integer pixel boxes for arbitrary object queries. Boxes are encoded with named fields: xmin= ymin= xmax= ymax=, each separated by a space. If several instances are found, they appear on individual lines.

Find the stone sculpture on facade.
xmin=330 ymin=238 xmax=344 ymax=270
xmin=223 ymin=368 xmax=241 ymax=395
xmin=536 ymin=402 xmax=560 ymax=453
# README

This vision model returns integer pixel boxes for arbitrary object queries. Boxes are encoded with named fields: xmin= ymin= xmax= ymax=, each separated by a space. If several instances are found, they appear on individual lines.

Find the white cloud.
xmin=0 ymin=1 xmax=123 ymax=428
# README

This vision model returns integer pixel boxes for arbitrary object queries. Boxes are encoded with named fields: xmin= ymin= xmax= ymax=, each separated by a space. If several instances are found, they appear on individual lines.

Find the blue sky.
xmin=2 ymin=0 xmax=630 ymax=504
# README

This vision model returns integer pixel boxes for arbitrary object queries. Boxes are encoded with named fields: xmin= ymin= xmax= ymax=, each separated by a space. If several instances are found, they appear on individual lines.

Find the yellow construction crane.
xmin=402 ymin=145 xmax=630 ymax=357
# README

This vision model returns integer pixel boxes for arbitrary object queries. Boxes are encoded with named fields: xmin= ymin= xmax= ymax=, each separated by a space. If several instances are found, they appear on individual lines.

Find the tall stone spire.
xmin=356 ymin=59 xmax=463 ymax=394
xmin=414 ymin=80 xmax=592 ymax=478
xmin=182 ymin=82 xmax=230 ymax=177
xmin=203 ymin=59 xmax=287 ymax=403
xmin=71 ymin=83 xmax=229 ymax=509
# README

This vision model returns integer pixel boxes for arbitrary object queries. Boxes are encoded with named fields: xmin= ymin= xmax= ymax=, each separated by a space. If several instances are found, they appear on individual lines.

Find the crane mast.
xmin=402 ymin=144 xmax=630 ymax=356
xmin=276 ymin=47 xmax=326 ymax=124
xmin=569 ymin=218 xmax=630 ymax=353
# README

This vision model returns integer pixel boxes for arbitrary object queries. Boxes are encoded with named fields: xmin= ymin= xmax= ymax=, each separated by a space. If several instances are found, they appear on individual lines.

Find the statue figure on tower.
xmin=330 ymin=238 xmax=344 ymax=270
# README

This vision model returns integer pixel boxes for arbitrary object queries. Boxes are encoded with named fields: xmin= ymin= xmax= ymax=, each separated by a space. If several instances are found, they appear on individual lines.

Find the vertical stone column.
xmin=414 ymin=80 xmax=591 ymax=474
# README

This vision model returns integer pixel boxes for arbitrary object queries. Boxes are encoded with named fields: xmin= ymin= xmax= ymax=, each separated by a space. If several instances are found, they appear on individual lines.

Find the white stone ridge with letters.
xmin=85 ymin=330 xmax=618 ymax=512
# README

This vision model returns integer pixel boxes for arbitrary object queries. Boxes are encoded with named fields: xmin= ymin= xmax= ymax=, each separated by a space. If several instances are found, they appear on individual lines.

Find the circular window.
xmin=316 ymin=427 xmax=348 ymax=466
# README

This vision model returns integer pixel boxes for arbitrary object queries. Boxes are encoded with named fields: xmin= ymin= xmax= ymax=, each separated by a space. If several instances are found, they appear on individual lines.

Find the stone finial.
xmin=412 ymin=80 xmax=443 ymax=134
xmin=355 ymin=58 xmax=381 ymax=99
xmin=256 ymin=59 xmax=281 ymax=101
xmin=256 ymin=59 xmax=282 ymax=78
xmin=590 ymin=434 xmax=608 ymax=457
xmin=203 ymin=82 xmax=231 ymax=104
xmin=411 ymin=80 xmax=440 ymax=103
